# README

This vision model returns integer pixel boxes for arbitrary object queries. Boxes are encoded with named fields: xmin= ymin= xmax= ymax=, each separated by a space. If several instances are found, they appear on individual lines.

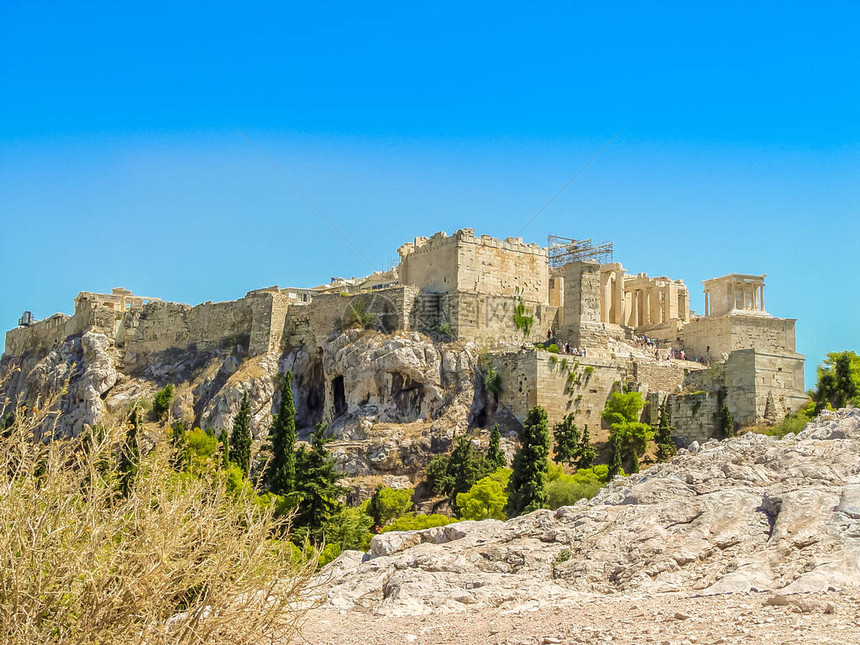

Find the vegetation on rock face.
xmin=513 ymin=296 xmax=534 ymax=336
xmin=151 ymin=383 xmax=174 ymax=422
xmin=0 ymin=402 xmax=312 ymax=644
xmin=228 ymin=393 xmax=252 ymax=477
xmin=654 ymin=402 xmax=677 ymax=462
xmin=505 ymin=406 xmax=551 ymax=517
xmin=603 ymin=391 xmax=652 ymax=475
xmin=484 ymin=367 xmax=503 ymax=401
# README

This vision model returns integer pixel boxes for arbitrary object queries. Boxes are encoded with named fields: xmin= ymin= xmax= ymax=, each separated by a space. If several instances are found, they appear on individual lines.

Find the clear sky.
xmin=1 ymin=1 xmax=857 ymax=387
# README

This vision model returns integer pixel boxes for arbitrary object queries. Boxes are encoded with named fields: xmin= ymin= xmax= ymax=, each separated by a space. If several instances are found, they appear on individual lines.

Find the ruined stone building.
xmin=2 ymin=228 xmax=805 ymax=444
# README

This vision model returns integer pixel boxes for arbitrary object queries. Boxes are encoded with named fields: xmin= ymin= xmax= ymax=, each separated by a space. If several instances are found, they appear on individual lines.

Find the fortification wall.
xmin=445 ymin=293 xmax=555 ymax=346
xmin=667 ymin=391 xmax=720 ymax=444
xmin=285 ymin=286 xmax=419 ymax=349
xmin=456 ymin=233 xmax=548 ymax=302
xmin=4 ymin=301 xmax=116 ymax=357
xmin=725 ymin=349 xmax=806 ymax=424
xmin=397 ymin=231 xmax=461 ymax=294
xmin=682 ymin=314 xmax=796 ymax=359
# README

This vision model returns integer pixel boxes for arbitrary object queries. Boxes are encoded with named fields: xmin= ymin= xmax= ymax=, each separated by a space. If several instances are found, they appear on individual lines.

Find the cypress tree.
xmin=487 ymin=424 xmax=506 ymax=470
xmin=292 ymin=422 xmax=344 ymax=542
xmin=552 ymin=413 xmax=580 ymax=466
xmin=576 ymin=424 xmax=596 ymax=469
xmin=366 ymin=484 xmax=386 ymax=530
xmin=218 ymin=429 xmax=230 ymax=470
xmin=448 ymin=435 xmax=487 ymax=498
xmin=655 ymin=402 xmax=677 ymax=462
xmin=264 ymin=372 xmax=297 ymax=495
xmin=607 ymin=430 xmax=623 ymax=479
xmin=505 ymin=406 xmax=550 ymax=518
xmin=718 ymin=404 xmax=734 ymax=439
xmin=118 ymin=409 xmax=141 ymax=498
xmin=229 ymin=394 xmax=252 ymax=477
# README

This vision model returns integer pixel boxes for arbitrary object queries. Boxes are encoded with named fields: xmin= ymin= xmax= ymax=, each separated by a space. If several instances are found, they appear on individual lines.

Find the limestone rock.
xmin=312 ymin=408 xmax=860 ymax=615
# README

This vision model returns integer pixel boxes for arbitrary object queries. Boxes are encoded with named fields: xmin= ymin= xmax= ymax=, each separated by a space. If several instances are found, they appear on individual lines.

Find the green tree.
xmin=553 ymin=413 xmax=581 ymax=466
xmin=546 ymin=465 xmax=613 ymax=509
xmin=456 ymin=468 xmax=510 ymax=520
xmin=603 ymin=391 xmax=652 ymax=474
xmin=718 ymin=404 xmax=734 ymax=439
xmin=607 ymin=431 xmax=624 ymax=479
xmin=813 ymin=351 xmax=860 ymax=412
xmin=264 ymin=372 xmax=297 ymax=495
xmin=426 ymin=453 xmax=454 ymax=496
xmin=228 ymin=394 xmax=252 ymax=477
xmin=577 ymin=424 xmax=596 ymax=469
xmin=292 ymin=422 xmax=345 ymax=542
xmin=505 ymin=406 xmax=551 ymax=517
xmin=118 ymin=409 xmax=141 ymax=498
xmin=654 ymin=402 xmax=677 ymax=462
xmin=170 ymin=420 xmax=187 ymax=471
xmin=448 ymin=435 xmax=489 ymax=498
xmin=366 ymin=485 xmax=413 ymax=529
xmin=218 ymin=429 xmax=230 ymax=469
xmin=151 ymin=384 xmax=174 ymax=422
xmin=487 ymin=424 xmax=506 ymax=470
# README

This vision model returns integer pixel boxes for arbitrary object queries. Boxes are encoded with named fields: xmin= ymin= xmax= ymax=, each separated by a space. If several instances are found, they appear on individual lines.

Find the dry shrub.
xmin=0 ymin=406 xmax=315 ymax=645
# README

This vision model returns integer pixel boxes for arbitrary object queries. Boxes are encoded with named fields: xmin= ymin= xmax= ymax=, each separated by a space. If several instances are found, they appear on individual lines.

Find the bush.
xmin=366 ymin=485 xmax=413 ymax=529
xmin=484 ymin=368 xmax=503 ymax=400
xmin=547 ymin=343 xmax=560 ymax=354
xmin=456 ymin=468 xmax=511 ymax=521
xmin=546 ymin=465 xmax=612 ymax=509
xmin=151 ymin=384 xmax=174 ymax=421
xmin=0 ymin=408 xmax=312 ymax=644
xmin=380 ymin=513 xmax=457 ymax=533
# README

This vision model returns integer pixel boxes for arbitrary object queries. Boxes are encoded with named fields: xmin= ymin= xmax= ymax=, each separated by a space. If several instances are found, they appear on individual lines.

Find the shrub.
xmin=546 ymin=465 xmax=612 ymax=509
xmin=456 ymin=468 xmax=511 ymax=521
xmin=381 ymin=513 xmax=457 ymax=533
xmin=484 ymin=368 xmax=503 ymax=400
xmin=0 ymin=409 xmax=312 ymax=644
xmin=813 ymin=351 xmax=860 ymax=411
xmin=151 ymin=384 xmax=174 ymax=421
xmin=513 ymin=297 xmax=534 ymax=336
xmin=366 ymin=485 xmax=413 ymax=529
xmin=547 ymin=344 xmax=560 ymax=354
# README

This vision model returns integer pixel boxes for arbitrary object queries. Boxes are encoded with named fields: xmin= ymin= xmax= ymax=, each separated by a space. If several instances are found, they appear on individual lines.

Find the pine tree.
xmin=487 ymin=424 xmax=506 ymax=470
xmin=229 ymin=394 xmax=252 ymax=477
xmin=504 ymin=406 xmax=550 ymax=518
xmin=576 ymin=424 xmax=596 ymax=469
xmin=654 ymin=402 xmax=677 ymax=462
xmin=366 ymin=484 xmax=386 ymax=530
xmin=118 ymin=409 xmax=141 ymax=498
xmin=552 ymin=413 xmax=581 ymax=466
xmin=292 ymin=421 xmax=345 ymax=542
xmin=264 ymin=372 xmax=297 ymax=495
xmin=718 ymin=404 xmax=734 ymax=439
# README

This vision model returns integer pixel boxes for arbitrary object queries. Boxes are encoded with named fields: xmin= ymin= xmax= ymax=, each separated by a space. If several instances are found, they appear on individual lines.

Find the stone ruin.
xmin=2 ymin=228 xmax=805 ymax=442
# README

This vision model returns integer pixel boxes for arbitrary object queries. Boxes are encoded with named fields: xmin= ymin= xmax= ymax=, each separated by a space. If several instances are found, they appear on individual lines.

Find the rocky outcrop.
xmin=321 ymin=330 xmax=479 ymax=435
xmin=314 ymin=408 xmax=860 ymax=615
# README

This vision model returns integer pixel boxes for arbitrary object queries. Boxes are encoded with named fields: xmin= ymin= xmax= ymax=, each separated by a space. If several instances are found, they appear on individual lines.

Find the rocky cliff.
xmin=313 ymin=407 xmax=860 ymax=615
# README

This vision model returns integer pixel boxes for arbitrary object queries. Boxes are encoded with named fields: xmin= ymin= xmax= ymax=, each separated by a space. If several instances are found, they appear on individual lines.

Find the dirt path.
xmin=300 ymin=591 xmax=860 ymax=645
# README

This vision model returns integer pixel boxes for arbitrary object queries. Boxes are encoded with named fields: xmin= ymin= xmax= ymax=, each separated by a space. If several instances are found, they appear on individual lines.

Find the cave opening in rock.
xmin=332 ymin=375 xmax=347 ymax=418
xmin=391 ymin=373 xmax=424 ymax=421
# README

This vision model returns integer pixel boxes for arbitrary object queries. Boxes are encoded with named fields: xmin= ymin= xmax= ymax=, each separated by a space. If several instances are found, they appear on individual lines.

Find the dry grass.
xmin=0 ymin=404 xmax=315 ymax=645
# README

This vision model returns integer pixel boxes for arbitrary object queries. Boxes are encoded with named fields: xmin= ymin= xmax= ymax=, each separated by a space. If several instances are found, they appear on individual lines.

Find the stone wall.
xmin=4 ymin=301 xmax=116 ymax=357
xmin=681 ymin=313 xmax=796 ymax=360
xmin=285 ymin=286 xmax=420 ymax=349
xmin=397 ymin=228 xmax=549 ymax=303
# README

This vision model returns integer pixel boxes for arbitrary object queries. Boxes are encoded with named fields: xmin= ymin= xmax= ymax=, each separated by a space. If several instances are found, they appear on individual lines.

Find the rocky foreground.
xmin=302 ymin=408 xmax=860 ymax=643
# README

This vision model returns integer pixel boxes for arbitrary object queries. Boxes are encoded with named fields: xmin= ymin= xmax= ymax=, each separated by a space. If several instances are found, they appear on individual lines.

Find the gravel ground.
xmin=300 ymin=591 xmax=860 ymax=645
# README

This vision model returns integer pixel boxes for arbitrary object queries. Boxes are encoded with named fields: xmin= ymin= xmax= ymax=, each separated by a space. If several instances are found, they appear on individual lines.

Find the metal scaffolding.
xmin=546 ymin=235 xmax=614 ymax=267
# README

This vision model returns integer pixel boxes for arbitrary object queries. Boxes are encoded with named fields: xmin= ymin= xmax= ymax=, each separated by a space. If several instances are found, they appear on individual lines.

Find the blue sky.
xmin=1 ymin=1 xmax=858 ymax=387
